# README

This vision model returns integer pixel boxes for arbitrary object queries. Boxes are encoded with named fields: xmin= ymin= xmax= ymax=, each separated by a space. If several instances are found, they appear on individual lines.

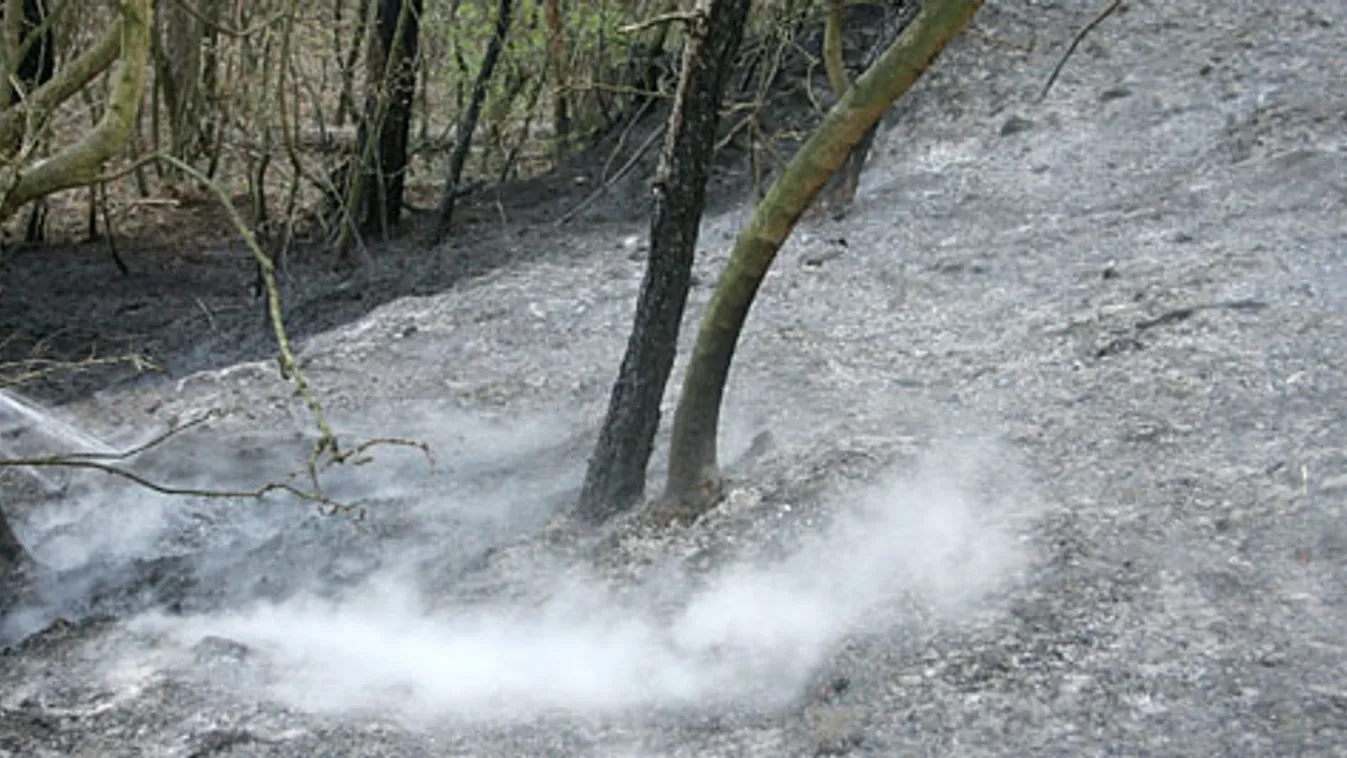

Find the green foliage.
xmin=421 ymin=0 xmax=627 ymax=117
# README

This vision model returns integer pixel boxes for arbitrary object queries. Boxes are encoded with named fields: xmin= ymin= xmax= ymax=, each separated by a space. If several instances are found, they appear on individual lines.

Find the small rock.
xmin=802 ymin=249 xmax=844 ymax=268
xmin=1100 ymin=85 xmax=1132 ymax=101
xmin=999 ymin=115 xmax=1034 ymax=137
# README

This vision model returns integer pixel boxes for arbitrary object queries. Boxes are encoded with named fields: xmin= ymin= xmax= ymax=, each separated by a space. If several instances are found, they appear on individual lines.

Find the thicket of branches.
xmin=0 ymin=0 xmax=751 ymax=252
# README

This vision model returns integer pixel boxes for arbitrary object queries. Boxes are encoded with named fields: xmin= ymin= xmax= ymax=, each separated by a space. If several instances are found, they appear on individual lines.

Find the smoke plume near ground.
xmin=131 ymin=442 xmax=1036 ymax=722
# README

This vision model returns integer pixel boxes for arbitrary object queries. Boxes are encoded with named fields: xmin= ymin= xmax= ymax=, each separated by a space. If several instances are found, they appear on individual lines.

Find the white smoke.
xmin=130 ymin=440 xmax=1035 ymax=722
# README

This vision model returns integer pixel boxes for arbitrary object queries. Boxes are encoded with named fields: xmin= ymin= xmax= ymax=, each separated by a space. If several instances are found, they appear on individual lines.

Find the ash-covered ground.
xmin=3 ymin=0 xmax=1347 ymax=755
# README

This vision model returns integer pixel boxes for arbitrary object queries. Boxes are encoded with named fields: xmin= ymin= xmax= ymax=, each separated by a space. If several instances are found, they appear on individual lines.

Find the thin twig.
xmin=4 ymin=453 xmax=366 ymax=518
xmin=618 ymin=10 xmax=700 ymax=36
xmin=0 ymin=354 xmax=158 ymax=390
xmin=1039 ymin=0 xmax=1123 ymax=102
xmin=600 ymin=96 xmax=656 ymax=183
xmin=156 ymin=153 xmax=338 ymax=486
xmin=556 ymin=123 xmax=665 ymax=225
xmin=54 ymin=413 xmax=219 ymax=462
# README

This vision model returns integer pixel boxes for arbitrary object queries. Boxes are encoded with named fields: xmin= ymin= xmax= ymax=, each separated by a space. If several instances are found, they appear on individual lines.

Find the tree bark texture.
xmin=664 ymin=0 xmax=982 ymax=510
xmin=576 ymin=0 xmax=752 ymax=524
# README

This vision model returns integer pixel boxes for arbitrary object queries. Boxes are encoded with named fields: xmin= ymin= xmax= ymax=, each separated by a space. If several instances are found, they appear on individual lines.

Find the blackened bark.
xmin=431 ymin=0 xmax=511 ymax=245
xmin=575 ymin=0 xmax=752 ymax=524
xmin=357 ymin=0 xmax=422 ymax=238
xmin=0 ymin=508 xmax=29 ymax=575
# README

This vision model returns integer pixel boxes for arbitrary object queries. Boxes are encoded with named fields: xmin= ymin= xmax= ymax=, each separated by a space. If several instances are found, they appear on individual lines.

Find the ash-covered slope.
xmin=3 ymin=1 xmax=1347 ymax=756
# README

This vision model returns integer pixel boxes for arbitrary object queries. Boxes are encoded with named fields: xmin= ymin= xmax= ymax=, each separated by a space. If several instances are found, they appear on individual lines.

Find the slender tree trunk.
xmin=154 ymin=0 xmax=217 ymax=168
xmin=822 ymin=0 xmax=847 ymax=97
xmin=816 ymin=0 xmax=894 ymax=215
xmin=545 ymin=0 xmax=569 ymax=164
xmin=333 ymin=0 xmax=372 ymax=128
xmin=575 ymin=0 xmax=752 ymax=524
xmin=431 ymin=0 xmax=512 ymax=245
xmin=358 ymin=0 xmax=422 ymax=237
xmin=664 ymin=0 xmax=982 ymax=511
xmin=334 ymin=0 xmax=420 ymax=258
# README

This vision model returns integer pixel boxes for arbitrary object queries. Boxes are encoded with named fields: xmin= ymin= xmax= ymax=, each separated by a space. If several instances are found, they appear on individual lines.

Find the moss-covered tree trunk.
xmin=575 ymin=0 xmax=752 ymax=524
xmin=0 ymin=0 xmax=151 ymax=225
xmin=663 ymin=0 xmax=982 ymax=511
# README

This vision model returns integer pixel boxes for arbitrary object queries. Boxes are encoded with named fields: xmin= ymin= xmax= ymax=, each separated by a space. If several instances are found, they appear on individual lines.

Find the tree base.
xmin=649 ymin=474 xmax=726 ymax=529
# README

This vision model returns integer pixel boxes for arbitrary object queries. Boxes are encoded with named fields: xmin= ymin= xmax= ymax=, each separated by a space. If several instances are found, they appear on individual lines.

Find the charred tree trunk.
xmin=357 ymin=0 xmax=422 ymax=238
xmin=575 ymin=0 xmax=752 ymax=524
xmin=431 ymin=0 xmax=511 ymax=245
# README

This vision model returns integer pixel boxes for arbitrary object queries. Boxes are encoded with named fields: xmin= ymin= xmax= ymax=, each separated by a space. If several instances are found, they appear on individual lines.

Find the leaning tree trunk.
xmin=816 ymin=0 xmax=909 ymax=216
xmin=663 ymin=0 xmax=982 ymax=512
xmin=575 ymin=0 xmax=752 ymax=524
xmin=430 ymin=0 xmax=511 ymax=245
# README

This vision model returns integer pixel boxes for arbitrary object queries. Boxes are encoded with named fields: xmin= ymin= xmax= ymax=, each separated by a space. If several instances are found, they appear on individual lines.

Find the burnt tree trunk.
xmin=431 ymin=0 xmax=511 ymax=244
xmin=357 ymin=0 xmax=422 ymax=237
xmin=575 ymin=0 xmax=752 ymax=524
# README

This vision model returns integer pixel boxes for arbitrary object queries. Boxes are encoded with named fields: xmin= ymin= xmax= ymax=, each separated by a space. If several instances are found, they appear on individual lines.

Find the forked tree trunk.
xmin=576 ymin=0 xmax=752 ymax=524
xmin=663 ymin=0 xmax=982 ymax=512
xmin=0 ymin=0 xmax=152 ymax=224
